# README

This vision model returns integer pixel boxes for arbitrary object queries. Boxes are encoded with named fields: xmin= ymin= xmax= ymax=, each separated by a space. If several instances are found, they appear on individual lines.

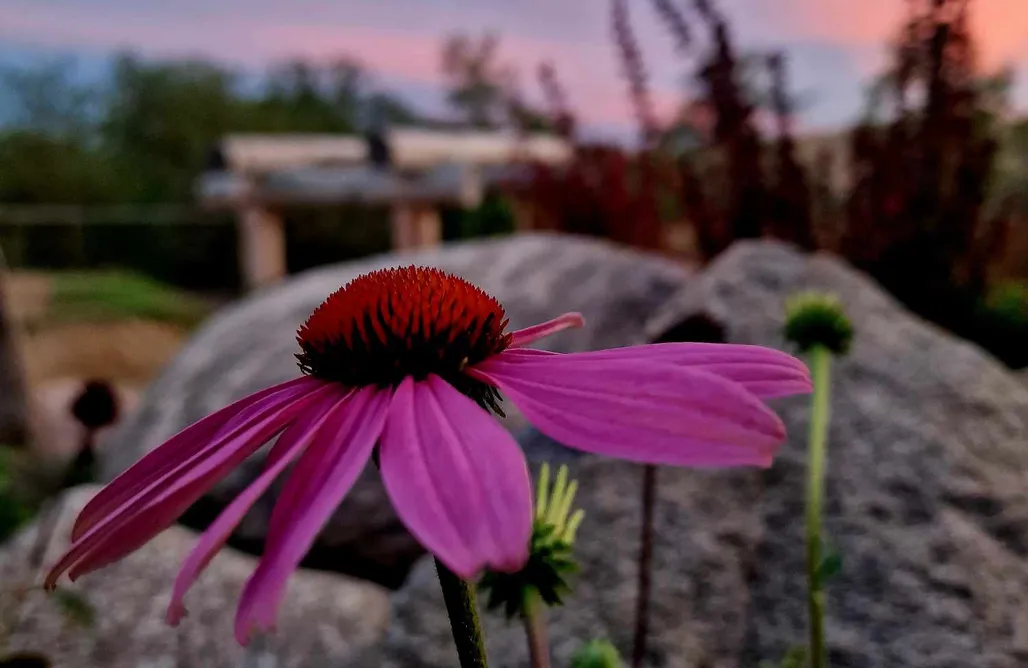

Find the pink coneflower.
xmin=44 ymin=267 xmax=810 ymax=644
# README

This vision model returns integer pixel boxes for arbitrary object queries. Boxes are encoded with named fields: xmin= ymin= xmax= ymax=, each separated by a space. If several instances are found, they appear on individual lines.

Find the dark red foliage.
xmin=671 ymin=0 xmax=770 ymax=258
xmin=840 ymin=0 xmax=1006 ymax=328
xmin=537 ymin=63 xmax=576 ymax=139
xmin=525 ymin=145 xmax=665 ymax=250
xmin=766 ymin=53 xmax=815 ymax=250
xmin=511 ymin=0 xmax=1008 ymax=368
xmin=611 ymin=0 xmax=660 ymax=147
xmin=649 ymin=0 xmax=691 ymax=53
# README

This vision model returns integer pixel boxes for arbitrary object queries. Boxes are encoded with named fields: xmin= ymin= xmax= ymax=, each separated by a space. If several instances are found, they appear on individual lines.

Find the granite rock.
xmin=0 ymin=485 xmax=390 ymax=668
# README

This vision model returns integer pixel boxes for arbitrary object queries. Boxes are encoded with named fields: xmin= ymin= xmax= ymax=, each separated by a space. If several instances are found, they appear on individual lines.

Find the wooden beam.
xmin=198 ymin=164 xmax=483 ymax=210
xmin=385 ymin=129 xmax=572 ymax=170
xmin=219 ymin=134 xmax=367 ymax=174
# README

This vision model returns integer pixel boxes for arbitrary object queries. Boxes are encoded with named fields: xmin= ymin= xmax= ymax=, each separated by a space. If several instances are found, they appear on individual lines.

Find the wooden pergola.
xmin=196 ymin=129 xmax=572 ymax=291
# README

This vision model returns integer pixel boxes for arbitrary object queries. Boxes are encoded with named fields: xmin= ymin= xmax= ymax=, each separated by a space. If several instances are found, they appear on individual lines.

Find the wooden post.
xmin=509 ymin=194 xmax=536 ymax=233
xmin=0 ymin=268 xmax=29 ymax=447
xmin=237 ymin=205 xmax=287 ymax=291
xmin=390 ymin=206 xmax=416 ymax=251
xmin=390 ymin=205 xmax=442 ymax=251
xmin=414 ymin=206 xmax=442 ymax=249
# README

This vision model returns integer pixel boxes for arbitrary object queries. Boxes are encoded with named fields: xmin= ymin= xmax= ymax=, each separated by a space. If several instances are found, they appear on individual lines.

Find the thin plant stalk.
xmin=805 ymin=346 xmax=832 ymax=668
xmin=436 ymin=558 xmax=490 ymax=668
xmin=523 ymin=589 xmax=551 ymax=668
xmin=631 ymin=463 xmax=657 ymax=668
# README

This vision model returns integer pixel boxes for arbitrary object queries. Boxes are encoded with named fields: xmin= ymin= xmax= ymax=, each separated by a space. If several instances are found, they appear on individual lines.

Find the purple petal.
xmin=166 ymin=390 xmax=345 ymax=626
xmin=510 ymin=312 xmax=585 ymax=347
xmin=501 ymin=342 xmax=812 ymax=398
xmin=470 ymin=355 xmax=787 ymax=468
xmin=72 ymin=377 xmax=321 ymax=542
xmin=234 ymin=386 xmax=388 ymax=645
xmin=378 ymin=376 xmax=532 ymax=579
xmin=46 ymin=383 xmax=340 ymax=590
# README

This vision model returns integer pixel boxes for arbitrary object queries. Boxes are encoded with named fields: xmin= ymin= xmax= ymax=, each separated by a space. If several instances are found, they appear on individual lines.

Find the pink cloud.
xmin=761 ymin=0 xmax=1028 ymax=70
xmin=0 ymin=3 xmax=681 ymax=126
xmin=5 ymin=0 xmax=1018 ymax=129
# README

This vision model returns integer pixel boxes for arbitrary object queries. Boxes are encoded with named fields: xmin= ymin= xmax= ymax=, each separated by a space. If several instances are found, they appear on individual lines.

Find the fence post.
xmin=0 ymin=264 xmax=29 ymax=447
xmin=237 ymin=205 xmax=287 ymax=292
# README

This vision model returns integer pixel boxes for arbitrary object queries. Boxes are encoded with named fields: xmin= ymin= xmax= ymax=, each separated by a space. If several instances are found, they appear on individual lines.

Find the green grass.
xmin=46 ymin=270 xmax=211 ymax=328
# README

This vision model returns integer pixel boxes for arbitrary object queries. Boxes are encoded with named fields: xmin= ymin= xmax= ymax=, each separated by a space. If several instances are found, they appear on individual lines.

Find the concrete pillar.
xmin=237 ymin=205 xmax=287 ymax=291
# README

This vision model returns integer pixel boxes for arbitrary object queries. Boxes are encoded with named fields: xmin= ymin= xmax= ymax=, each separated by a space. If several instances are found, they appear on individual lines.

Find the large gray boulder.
xmin=346 ymin=240 xmax=1028 ymax=668
xmin=0 ymin=485 xmax=390 ymax=668
xmin=102 ymin=234 xmax=691 ymax=587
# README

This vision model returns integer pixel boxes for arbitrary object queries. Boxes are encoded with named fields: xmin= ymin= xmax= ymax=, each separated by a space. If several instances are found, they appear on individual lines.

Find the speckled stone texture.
xmin=0 ymin=485 xmax=390 ymax=668
xmin=348 ymin=240 xmax=1028 ymax=668
xmin=100 ymin=233 xmax=691 ymax=587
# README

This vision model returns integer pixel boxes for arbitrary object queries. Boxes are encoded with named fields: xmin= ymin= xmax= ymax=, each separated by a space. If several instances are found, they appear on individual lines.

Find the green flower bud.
xmin=478 ymin=462 xmax=584 ymax=618
xmin=570 ymin=639 xmax=624 ymax=668
xmin=783 ymin=292 xmax=853 ymax=355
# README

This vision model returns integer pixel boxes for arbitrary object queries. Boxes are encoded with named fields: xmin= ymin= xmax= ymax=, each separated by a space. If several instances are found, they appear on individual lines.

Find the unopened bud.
xmin=783 ymin=292 xmax=853 ymax=355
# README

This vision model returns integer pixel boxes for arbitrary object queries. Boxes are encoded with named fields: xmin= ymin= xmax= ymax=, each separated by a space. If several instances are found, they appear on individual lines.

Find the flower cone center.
xmin=296 ymin=266 xmax=511 ymax=410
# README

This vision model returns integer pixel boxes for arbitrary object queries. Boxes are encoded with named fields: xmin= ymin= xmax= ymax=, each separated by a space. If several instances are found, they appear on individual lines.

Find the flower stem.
xmin=805 ymin=346 xmax=832 ymax=668
xmin=435 ymin=558 xmax=490 ymax=668
xmin=522 ymin=589 xmax=551 ymax=668
xmin=632 ymin=463 xmax=657 ymax=668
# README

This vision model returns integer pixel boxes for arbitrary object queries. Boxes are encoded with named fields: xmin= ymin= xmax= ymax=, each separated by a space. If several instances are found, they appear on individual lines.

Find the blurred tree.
xmin=0 ymin=57 xmax=97 ymax=138
xmin=0 ymin=131 xmax=119 ymax=203
xmin=441 ymin=32 xmax=517 ymax=128
xmin=0 ymin=52 xmax=427 ymax=205
xmin=361 ymin=91 xmax=423 ymax=128
xmin=100 ymin=54 xmax=251 ymax=201
xmin=254 ymin=58 xmax=361 ymax=133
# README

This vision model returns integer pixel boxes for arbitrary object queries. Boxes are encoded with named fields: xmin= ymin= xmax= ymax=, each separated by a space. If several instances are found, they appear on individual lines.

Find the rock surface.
xmin=102 ymin=234 xmax=690 ymax=587
xmin=0 ymin=485 xmax=390 ymax=668
xmin=343 ymin=456 xmax=768 ymax=668
xmin=348 ymin=240 xmax=1028 ymax=668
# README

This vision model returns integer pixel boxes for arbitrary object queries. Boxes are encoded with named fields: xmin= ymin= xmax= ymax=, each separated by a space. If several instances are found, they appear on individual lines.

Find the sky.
xmin=0 ymin=0 xmax=1025 ymax=139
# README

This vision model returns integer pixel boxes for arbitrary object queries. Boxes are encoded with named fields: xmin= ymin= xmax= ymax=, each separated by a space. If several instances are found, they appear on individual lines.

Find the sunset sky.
xmin=1 ymin=0 xmax=1025 ymax=138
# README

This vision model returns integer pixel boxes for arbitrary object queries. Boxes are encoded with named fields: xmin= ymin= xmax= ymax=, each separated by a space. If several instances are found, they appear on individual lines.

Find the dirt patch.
xmin=21 ymin=321 xmax=186 ymax=386
xmin=5 ymin=273 xmax=51 ymax=327
xmin=15 ymin=322 xmax=184 ymax=471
